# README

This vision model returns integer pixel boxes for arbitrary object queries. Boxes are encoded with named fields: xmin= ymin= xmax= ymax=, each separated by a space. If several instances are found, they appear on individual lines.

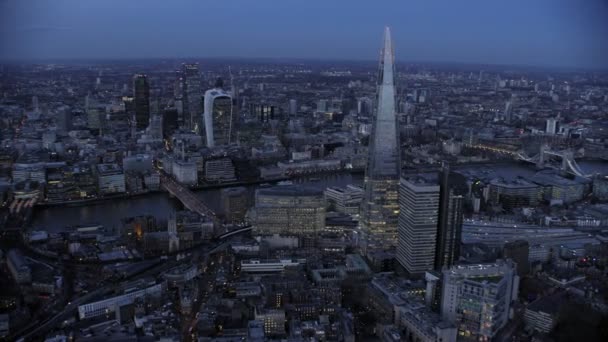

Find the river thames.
xmin=30 ymin=160 xmax=608 ymax=233
xmin=31 ymin=173 xmax=365 ymax=232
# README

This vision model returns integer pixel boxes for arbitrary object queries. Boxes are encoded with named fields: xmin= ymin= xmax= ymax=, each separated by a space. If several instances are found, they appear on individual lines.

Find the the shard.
xmin=360 ymin=27 xmax=401 ymax=248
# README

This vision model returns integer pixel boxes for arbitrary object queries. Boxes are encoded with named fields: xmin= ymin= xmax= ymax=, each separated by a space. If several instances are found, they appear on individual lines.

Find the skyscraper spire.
xmin=360 ymin=27 xmax=401 ymax=250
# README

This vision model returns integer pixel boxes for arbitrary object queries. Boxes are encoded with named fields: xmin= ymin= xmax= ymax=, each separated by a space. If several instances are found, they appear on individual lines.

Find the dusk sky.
xmin=1 ymin=0 xmax=607 ymax=68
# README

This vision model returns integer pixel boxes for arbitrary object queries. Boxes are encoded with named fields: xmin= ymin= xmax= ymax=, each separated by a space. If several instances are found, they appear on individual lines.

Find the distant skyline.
xmin=1 ymin=0 xmax=608 ymax=69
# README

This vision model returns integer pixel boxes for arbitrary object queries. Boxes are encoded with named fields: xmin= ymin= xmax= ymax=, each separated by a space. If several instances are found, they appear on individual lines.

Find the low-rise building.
xmin=96 ymin=163 xmax=126 ymax=194
xmin=7 ymin=249 xmax=31 ymax=284
xmin=524 ymin=292 xmax=567 ymax=334
xmin=78 ymin=280 xmax=164 ymax=319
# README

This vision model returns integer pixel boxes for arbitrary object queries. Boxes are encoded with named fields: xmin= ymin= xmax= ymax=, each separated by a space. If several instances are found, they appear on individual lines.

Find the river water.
xmin=30 ymin=160 xmax=608 ymax=233
xmin=31 ymin=173 xmax=365 ymax=232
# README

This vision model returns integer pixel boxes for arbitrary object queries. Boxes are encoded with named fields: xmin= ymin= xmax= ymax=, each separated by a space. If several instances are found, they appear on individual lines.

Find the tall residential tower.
xmin=360 ymin=27 xmax=401 ymax=248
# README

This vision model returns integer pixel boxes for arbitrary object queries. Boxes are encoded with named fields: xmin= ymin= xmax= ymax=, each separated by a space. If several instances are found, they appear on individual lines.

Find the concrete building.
xmin=397 ymin=300 xmax=457 ymax=342
xmin=324 ymin=185 xmax=364 ymax=215
xmin=488 ymin=178 xmax=542 ymax=209
xmin=78 ymin=280 xmax=164 ymax=319
xmin=531 ymin=170 xmax=590 ymax=204
xmin=123 ymin=154 xmax=153 ymax=173
xmin=255 ymin=308 xmax=286 ymax=337
xmin=441 ymin=260 xmax=518 ymax=341
xmin=546 ymin=118 xmax=558 ymax=135
xmin=592 ymin=174 xmax=608 ymax=201
xmin=240 ymin=259 xmax=304 ymax=273
xmin=204 ymin=157 xmax=236 ymax=183
xmin=172 ymin=159 xmax=198 ymax=185
xmin=397 ymin=174 xmax=440 ymax=275
xmin=96 ymin=163 xmax=126 ymax=194
xmin=7 ymin=249 xmax=32 ymax=284
xmin=524 ymin=292 xmax=567 ymax=333
xmin=249 ymin=185 xmax=325 ymax=238
xmin=221 ymin=187 xmax=249 ymax=223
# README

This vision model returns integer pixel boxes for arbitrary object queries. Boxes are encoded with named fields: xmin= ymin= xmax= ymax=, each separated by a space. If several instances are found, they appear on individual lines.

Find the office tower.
xmin=503 ymin=240 xmax=529 ymax=276
xmin=316 ymin=99 xmax=328 ymax=112
xmin=441 ymin=260 xmax=518 ymax=341
xmin=32 ymin=95 xmax=39 ymax=112
xmin=149 ymin=114 xmax=163 ymax=140
xmin=221 ymin=187 xmax=249 ymax=223
xmin=203 ymin=78 xmax=234 ymax=147
xmin=435 ymin=164 xmax=464 ymax=270
xmin=133 ymin=74 xmax=150 ymax=130
xmin=182 ymin=63 xmax=202 ymax=132
xmin=342 ymin=89 xmax=357 ymax=115
xmin=288 ymin=99 xmax=297 ymax=116
xmin=397 ymin=173 xmax=440 ymax=275
xmin=360 ymin=27 xmax=401 ymax=248
xmin=503 ymin=100 xmax=513 ymax=123
xmin=57 ymin=107 xmax=73 ymax=134
xmin=163 ymin=108 xmax=179 ymax=138
xmin=545 ymin=118 xmax=558 ymax=134
xmin=249 ymin=185 xmax=325 ymax=238
xmin=87 ymin=107 xmax=103 ymax=131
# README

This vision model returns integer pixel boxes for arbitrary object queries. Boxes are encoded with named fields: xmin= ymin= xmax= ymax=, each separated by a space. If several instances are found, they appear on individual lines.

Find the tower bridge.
xmin=466 ymin=141 xmax=592 ymax=178
xmin=516 ymin=144 xmax=591 ymax=178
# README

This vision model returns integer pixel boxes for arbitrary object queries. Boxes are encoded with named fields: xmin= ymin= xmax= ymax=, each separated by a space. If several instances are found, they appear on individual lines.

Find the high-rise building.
xmin=203 ymin=79 xmax=234 ymax=147
xmin=397 ymin=173 xmax=440 ymax=275
xmin=57 ymin=107 xmax=73 ymax=134
xmin=546 ymin=118 xmax=558 ymax=135
xmin=148 ymin=114 xmax=163 ymax=140
xmin=32 ymin=95 xmax=39 ymax=112
xmin=435 ymin=164 xmax=464 ymax=270
xmin=441 ymin=260 xmax=518 ymax=341
xmin=316 ymin=99 xmax=328 ymax=112
xmin=288 ymin=99 xmax=297 ymax=116
xmin=163 ymin=107 xmax=179 ymax=138
xmin=360 ymin=27 xmax=401 ymax=248
xmin=133 ymin=74 xmax=150 ymax=130
xmin=397 ymin=166 xmax=464 ymax=275
xmin=182 ymin=63 xmax=202 ymax=132
xmin=503 ymin=100 xmax=513 ymax=123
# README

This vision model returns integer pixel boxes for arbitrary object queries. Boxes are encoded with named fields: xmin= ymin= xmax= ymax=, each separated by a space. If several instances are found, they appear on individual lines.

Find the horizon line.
xmin=0 ymin=55 xmax=606 ymax=72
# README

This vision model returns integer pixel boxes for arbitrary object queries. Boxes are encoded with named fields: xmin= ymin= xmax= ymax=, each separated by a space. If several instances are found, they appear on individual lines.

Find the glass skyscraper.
xmin=132 ymin=74 xmax=150 ymax=130
xmin=182 ymin=63 xmax=202 ymax=132
xmin=203 ymin=80 xmax=234 ymax=147
xmin=360 ymin=27 xmax=400 ymax=248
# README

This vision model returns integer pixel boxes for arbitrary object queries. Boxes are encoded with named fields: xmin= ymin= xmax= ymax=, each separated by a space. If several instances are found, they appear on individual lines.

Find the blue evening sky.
xmin=1 ymin=0 xmax=607 ymax=68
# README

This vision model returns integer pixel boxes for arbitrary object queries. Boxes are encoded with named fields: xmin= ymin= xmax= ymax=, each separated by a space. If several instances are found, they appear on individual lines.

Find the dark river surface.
xmin=30 ymin=160 xmax=608 ymax=233
xmin=31 ymin=173 xmax=365 ymax=232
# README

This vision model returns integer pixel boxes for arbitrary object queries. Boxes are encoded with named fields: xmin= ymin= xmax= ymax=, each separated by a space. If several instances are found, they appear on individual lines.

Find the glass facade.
xmin=360 ymin=27 xmax=400 ymax=248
